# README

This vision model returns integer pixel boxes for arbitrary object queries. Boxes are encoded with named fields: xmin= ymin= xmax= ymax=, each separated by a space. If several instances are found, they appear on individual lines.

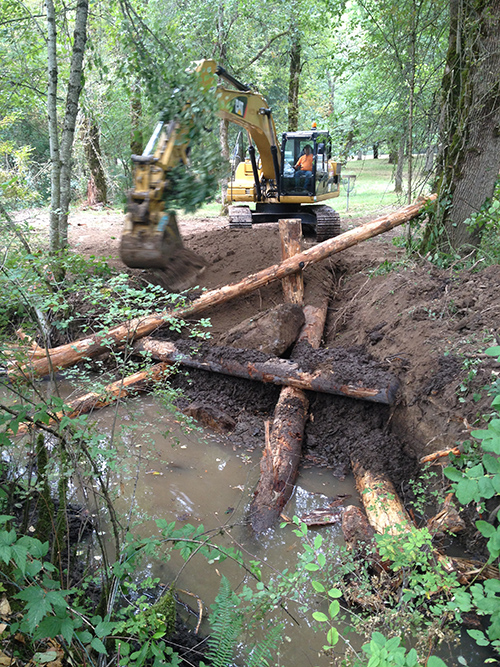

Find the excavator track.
xmin=311 ymin=206 xmax=342 ymax=242
xmin=228 ymin=205 xmax=253 ymax=229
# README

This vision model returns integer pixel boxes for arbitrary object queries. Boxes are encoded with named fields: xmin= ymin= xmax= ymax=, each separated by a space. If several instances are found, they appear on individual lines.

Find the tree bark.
xmin=428 ymin=0 xmax=500 ymax=250
xmin=12 ymin=195 xmax=435 ymax=379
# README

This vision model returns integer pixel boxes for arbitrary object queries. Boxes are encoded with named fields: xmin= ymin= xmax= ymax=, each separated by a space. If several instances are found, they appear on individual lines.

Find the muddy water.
xmin=91 ymin=394 xmax=359 ymax=666
xmin=5 ymin=379 xmax=492 ymax=666
xmin=90 ymin=396 xmax=494 ymax=667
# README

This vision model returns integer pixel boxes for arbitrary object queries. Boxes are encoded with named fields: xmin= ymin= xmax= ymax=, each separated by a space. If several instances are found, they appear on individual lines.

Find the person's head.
xmin=304 ymin=145 xmax=312 ymax=155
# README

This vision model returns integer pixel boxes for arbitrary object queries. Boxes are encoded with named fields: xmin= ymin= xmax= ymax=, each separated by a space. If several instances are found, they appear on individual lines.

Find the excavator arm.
xmin=119 ymin=59 xmax=340 ymax=280
xmin=120 ymin=59 xmax=279 ymax=275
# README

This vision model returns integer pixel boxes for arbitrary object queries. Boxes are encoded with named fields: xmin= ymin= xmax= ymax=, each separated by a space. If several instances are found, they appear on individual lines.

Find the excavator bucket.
xmin=119 ymin=210 xmax=206 ymax=292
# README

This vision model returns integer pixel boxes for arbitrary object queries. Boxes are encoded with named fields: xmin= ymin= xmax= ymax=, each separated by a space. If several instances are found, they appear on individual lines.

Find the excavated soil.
xmin=25 ymin=207 xmax=500 ymax=508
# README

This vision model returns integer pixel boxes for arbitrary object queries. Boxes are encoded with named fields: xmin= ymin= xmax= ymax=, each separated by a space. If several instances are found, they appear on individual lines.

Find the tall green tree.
xmin=333 ymin=0 xmax=447 ymax=192
xmin=45 ymin=0 xmax=89 ymax=252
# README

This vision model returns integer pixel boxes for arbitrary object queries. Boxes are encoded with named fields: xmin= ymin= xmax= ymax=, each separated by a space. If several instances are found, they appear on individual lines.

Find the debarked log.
xmin=10 ymin=195 xmax=436 ymax=379
xmin=15 ymin=363 xmax=170 ymax=435
xmin=351 ymin=461 xmax=499 ymax=594
xmin=132 ymin=339 xmax=400 ymax=405
xmin=352 ymin=460 xmax=412 ymax=534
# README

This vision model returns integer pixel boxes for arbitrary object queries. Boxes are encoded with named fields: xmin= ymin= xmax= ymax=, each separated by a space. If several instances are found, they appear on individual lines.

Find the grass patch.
xmin=338 ymin=157 xmax=430 ymax=219
xmin=339 ymin=158 xmax=403 ymax=218
xmin=188 ymin=201 xmax=223 ymax=218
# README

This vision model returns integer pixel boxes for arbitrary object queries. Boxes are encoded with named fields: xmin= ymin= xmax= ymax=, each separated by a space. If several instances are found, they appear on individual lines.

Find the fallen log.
xmin=249 ymin=386 xmax=309 ymax=533
xmin=15 ymin=363 xmax=170 ymax=435
xmin=132 ymin=339 xmax=399 ymax=404
xmin=352 ymin=460 xmax=412 ymax=535
xmin=352 ymin=461 xmax=498 ymax=592
xmin=249 ymin=220 xmax=309 ymax=533
xmin=11 ymin=195 xmax=436 ymax=379
xmin=341 ymin=505 xmax=387 ymax=610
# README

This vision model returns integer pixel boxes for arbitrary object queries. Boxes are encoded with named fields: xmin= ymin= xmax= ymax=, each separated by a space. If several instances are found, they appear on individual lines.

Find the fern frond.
xmin=204 ymin=575 xmax=242 ymax=667
xmin=246 ymin=622 xmax=284 ymax=667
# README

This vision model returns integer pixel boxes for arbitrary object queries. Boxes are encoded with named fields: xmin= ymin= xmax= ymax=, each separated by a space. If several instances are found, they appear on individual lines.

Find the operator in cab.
xmin=294 ymin=144 xmax=313 ymax=190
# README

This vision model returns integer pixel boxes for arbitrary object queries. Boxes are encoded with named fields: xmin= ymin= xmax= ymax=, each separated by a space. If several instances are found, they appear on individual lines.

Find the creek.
xmin=86 ymin=392 xmax=491 ymax=667
xmin=3 ymin=377 xmax=492 ymax=666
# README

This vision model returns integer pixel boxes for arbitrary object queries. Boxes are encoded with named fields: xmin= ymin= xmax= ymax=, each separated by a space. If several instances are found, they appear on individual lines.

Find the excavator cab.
xmin=280 ymin=131 xmax=340 ymax=198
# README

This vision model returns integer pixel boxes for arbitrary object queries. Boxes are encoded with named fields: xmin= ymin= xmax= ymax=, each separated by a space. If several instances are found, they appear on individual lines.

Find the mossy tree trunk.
xmin=425 ymin=0 xmax=500 ymax=251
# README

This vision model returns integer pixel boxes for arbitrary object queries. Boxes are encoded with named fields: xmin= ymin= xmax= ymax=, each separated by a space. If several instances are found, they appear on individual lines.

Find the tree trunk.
xmin=130 ymin=85 xmax=143 ymax=156
xmin=11 ymin=195 xmax=435 ymax=379
xmin=352 ymin=461 xmax=411 ymax=535
xmin=131 ymin=339 xmax=400 ymax=405
xmin=424 ymin=144 xmax=434 ymax=173
xmin=82 ymin=116 xmax=107 ymax=205
xmin=250 ymin=220 xmax=309 ymax=533
xmin=219 ymin=118 xmax=229 ymax=215
xmin=45 ymin=0 xmax=61 ymax=253
xmin=45 ymin=0 xmax=89 ymax=252
xmin=373 ymin=143 xmax=379 ymax=159
xmin=287 ymin=31 xmax=301 ymax=132
xmin=394 ymin=138 xmax=404 ymax=193
xmin=428 ymin=0 xmax=500 ymax=250
xmin=16 ymin=363 xmax=169 ymax=435
xmin=343 ymin=130 xmax=355 ymax=161
xmin=279 ymin=219 xmax=303 ymax=305
xmin=407 ymin=18 xmax=416 ymax=205
xmin=326 ymin=72 xmax=335 ymax=117
xmin=249 ymin=388 xmax=309 ymax=533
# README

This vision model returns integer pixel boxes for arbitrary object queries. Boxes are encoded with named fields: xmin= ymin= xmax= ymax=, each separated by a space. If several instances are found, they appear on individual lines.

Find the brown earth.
xmin=22 ymin=206 xmax=500 ymax=521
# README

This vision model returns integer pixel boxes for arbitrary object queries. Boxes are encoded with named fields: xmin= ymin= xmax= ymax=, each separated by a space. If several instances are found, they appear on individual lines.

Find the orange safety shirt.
xmin=296 ymin=153 xmax=313 ymax=171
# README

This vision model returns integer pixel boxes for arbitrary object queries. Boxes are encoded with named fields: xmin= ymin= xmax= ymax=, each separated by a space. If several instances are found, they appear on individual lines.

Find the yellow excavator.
xmin=119 ymin=59 xmax=342 ymax=285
